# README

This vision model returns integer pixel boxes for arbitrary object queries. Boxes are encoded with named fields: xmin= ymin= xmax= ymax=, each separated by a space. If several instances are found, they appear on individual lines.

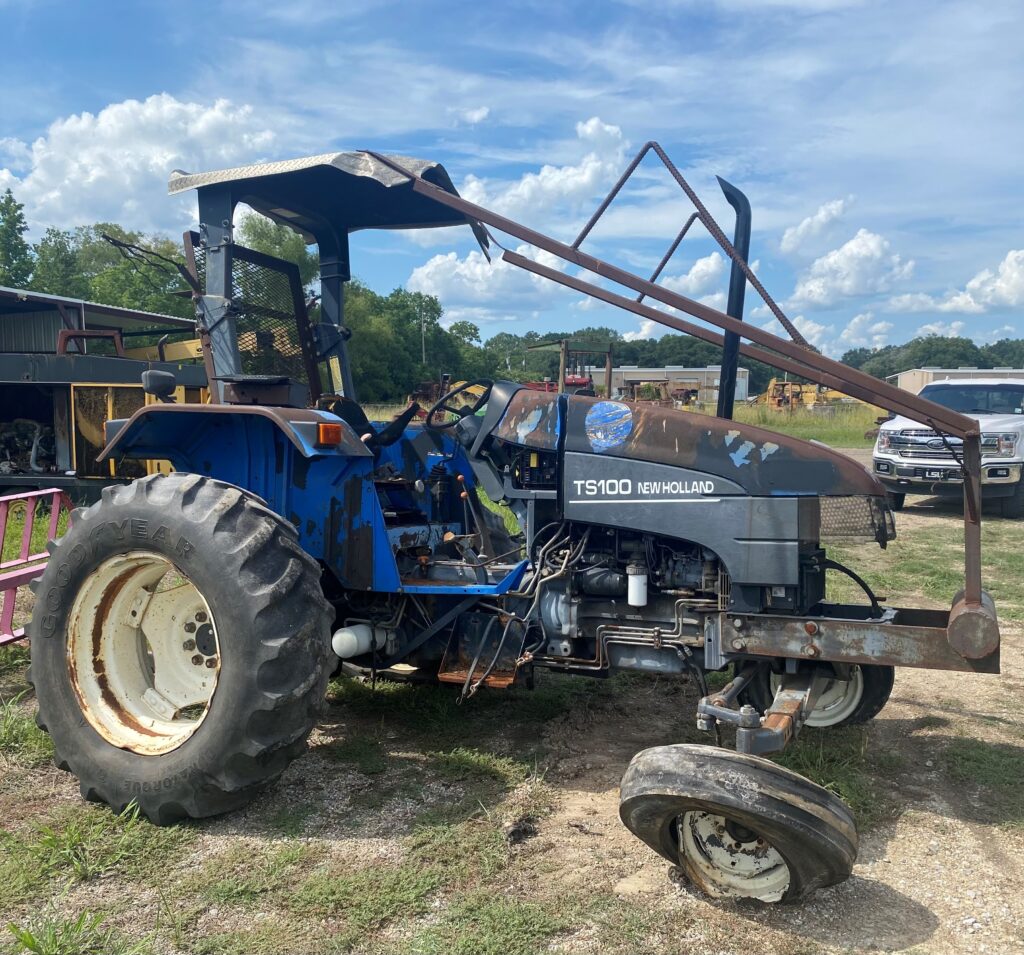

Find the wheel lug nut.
xmin=195 ymin=611 xmax=208 ymax=623
xmin=183 ymin=639 xmax=196 ymax=651
xmin=184 ymin=622 xmax=197 ymax=633
xmin=191 ymin=654 xmax=204 ymax=666
xmin=205 ymin=658 xmax=218 ymax=669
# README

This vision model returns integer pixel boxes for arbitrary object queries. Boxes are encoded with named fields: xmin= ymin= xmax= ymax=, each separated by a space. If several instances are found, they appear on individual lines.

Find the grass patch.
xmin=828 ymin=514 xmax=1024 ymax=622
xmin=195 ymin=843 xmax=312 ymax=906
xmin=325 ymin=735 xmax=389 ymax=775
xmin=0 ymin=644 xmax=30 ymax=677
xmin=409 ymin=817 xmax=509 ymax=885
xmin=0 ymin=804 xmax=186 ymax=906
xmin=941 ymin=738 xmax=1024 ymax=826
xmin=3 ymin=910 xmax=150 ymax=955
xmin=289 ymin=860 xmax=441 ymax=950
xmin=190 ymin=921 xmax=322 ymax=955
xmin=773 ymin=726 xmax=894 ymax=827
xmin=265 ymin=804 xmax=314 ymax=837
xmin=411 ymin=894 xmax=568 ymax=955
xmin=0 ymin=692 xmax=52 ymax=768
xmin=689 ymin=401 xmax=880 ymax=448
xmin=426 ymin=747 xmax=529 ymax=787
xmin=327 ymin=670 xmax=603 ymax=748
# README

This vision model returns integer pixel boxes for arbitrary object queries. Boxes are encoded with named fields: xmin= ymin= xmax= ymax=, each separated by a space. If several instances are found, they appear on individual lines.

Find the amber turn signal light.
xmin=316 ymin=422 xmax=344 ymax=447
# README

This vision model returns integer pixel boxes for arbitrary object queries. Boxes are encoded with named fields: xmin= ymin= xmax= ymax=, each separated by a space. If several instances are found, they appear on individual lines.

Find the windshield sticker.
xmin=584 ymin=401 xmax=633 ymax=453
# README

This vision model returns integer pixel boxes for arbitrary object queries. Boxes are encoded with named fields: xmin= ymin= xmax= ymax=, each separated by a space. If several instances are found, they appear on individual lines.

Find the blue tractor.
xmin=28 ymin=151 xmax=999 ymax=903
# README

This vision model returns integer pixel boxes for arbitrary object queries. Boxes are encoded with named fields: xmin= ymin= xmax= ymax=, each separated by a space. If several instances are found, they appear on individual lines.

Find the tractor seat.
xmin=324 ymin=396 xmax=420 ymax=451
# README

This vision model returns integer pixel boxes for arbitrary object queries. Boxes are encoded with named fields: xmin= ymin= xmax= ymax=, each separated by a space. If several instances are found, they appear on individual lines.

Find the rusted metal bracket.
xmin=696 ymin=664 xmax=830 ymax=755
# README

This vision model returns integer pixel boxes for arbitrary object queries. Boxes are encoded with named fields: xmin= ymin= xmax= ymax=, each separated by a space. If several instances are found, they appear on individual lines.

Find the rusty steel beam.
xmin=572 ymin=141 xmax=809 ymax=347
xmin=723 ymin=608 xmax=999 ymax=674
xmin=502 ymin=250 xmax=907 ymax=413
xmin=366 ymin=151 xmax=977 ymax=440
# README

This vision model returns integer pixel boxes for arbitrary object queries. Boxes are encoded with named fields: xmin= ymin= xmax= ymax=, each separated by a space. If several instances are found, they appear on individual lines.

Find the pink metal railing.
xmin=0 ymin=489 xmax=70 ymax=646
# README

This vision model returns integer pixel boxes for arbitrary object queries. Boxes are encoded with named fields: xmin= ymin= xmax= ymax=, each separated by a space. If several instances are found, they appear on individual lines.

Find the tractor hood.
xmin=493 ymin=391 xmax=894 ymax=546
xmin=496 ymin=391 xmax=883 ymax=498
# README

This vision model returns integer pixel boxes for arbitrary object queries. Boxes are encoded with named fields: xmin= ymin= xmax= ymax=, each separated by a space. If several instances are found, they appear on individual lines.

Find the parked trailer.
xmin=0 ymin=287 xmax=208 ymax=503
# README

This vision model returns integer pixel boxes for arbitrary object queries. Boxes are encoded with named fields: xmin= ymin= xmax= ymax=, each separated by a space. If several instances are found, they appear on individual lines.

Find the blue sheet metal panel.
xmin=399 ymin=560 xmax=528 ymax=595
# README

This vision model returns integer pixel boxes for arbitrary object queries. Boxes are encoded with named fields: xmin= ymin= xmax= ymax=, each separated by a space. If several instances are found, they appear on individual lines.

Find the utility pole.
xmin=419 ymin=301 xmax=426 ymax=366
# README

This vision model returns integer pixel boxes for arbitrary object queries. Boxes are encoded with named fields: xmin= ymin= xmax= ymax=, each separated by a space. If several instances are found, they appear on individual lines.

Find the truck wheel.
xmin=28 ymin=473 xmax=332 ymax=824
xmin=1000 ymin=480 xmax=1024 ymax=518
xmin=740 ymin=664 xmax=894 ymax=728
xmin=886 ymin=491 xmax=905 ymax=511
xmin=620 ymin=744 xmax=856 ymax=902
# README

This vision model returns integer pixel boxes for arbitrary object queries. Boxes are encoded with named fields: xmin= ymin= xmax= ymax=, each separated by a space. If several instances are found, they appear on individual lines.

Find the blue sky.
xmin=2 ymin=0 xmax=1022 ymax=355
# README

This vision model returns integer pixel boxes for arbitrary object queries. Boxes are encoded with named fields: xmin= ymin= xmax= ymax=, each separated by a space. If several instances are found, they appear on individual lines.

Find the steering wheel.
xmin=424 ymin=379 xmax=494 ymax=430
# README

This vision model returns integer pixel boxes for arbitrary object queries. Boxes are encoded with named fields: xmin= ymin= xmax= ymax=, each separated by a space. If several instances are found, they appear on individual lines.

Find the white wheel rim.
xmin=67 ymin=551 xmax=220 ymax=755
xmin=677 ymin=811 xmax=791 ymax=902
xmin=771 ymin=666 xmax=864 ymax=728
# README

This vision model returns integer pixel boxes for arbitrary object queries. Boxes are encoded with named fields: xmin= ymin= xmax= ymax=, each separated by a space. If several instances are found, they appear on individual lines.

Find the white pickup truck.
xmin=872 ymin=377 xmax=1024 ymax=517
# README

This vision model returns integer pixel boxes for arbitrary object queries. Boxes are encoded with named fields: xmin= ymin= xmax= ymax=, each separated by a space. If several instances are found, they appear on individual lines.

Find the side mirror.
xmin=142 ymin=370 xmax=177 ymax=403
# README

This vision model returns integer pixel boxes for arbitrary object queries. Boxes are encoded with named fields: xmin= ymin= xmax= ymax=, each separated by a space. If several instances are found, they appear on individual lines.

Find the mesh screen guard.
xmin=191 ymin=238 xmax=323 ymax=398
xmin=819 ymin=495 xmax=896 ymax=546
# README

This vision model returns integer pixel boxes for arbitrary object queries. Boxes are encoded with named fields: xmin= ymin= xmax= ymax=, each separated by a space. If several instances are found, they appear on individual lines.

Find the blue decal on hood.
xmin=585 ymin=401 xmax=633 ymax=453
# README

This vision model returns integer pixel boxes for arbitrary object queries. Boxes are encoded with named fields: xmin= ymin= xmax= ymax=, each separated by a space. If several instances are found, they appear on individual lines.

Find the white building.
xmin=888 ymin=367 xmax=1024 ymax=394
xmin=586 ymin=364 xmax=749 ymax=402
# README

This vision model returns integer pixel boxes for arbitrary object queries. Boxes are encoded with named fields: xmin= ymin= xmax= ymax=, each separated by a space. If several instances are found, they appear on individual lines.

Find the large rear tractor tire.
xmin=620 ymin=744 xmax=857 ymax=903
xmin=28 ymin=473 xmax=333 ymax=824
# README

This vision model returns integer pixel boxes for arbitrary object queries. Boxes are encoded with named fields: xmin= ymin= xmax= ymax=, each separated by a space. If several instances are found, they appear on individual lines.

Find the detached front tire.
xmin=28 ymin=473 xmax=332 ymax=824
xmin=620 ymin=744 xmax=857 ymax=903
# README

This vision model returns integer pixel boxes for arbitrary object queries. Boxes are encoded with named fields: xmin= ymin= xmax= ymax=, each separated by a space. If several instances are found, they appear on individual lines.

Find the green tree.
xmin=981 ymin=338 xmax=1024 ymax=368
xmin=0 ymin=188 xmax=33 ymax=287
xmin=80 ymin=226 xmax=193 ymax=319
xmin=236 ymin=213 xmax=319 ymax=287
xmin=31 ymin=227 xmax=89 ymax=298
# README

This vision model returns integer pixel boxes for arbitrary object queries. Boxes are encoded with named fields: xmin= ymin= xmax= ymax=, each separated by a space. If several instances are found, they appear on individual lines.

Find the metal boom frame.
xmin=365 ymin=146 xmax=986 ymax=609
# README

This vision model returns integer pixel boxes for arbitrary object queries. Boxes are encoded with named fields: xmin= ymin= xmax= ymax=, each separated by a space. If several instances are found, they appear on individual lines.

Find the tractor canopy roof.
xmin=168 ymin=150 xmax=487 ymax=251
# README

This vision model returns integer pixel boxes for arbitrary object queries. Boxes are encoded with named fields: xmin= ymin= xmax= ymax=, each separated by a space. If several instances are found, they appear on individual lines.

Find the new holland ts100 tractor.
xmin=28 ymin=148 xmax=999 ymax=903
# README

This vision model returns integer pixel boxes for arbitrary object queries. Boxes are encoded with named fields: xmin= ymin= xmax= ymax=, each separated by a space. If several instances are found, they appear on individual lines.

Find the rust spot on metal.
xmin=436 ymin=668 xmax=516 ymax=689
xmin=77 ymin=567 xmax=162 ymax=739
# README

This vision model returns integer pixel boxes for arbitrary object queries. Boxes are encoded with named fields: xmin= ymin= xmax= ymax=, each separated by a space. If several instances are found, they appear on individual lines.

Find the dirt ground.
xmin=1 ymin=459 xmax=1022 ymax=954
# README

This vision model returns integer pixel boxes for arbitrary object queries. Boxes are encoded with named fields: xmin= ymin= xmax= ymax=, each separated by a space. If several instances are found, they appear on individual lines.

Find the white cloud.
xmin=977 ymin=323 xmax=1016 ymax=343
xmin=888 ymin=249 xmax=1024 ymax=315
xmin=621 ymin=253 xmax=727 ymax=340
xmin=837 ymin=311 xmax=892 ymax=349
xmin=660 ymin=251 xmax=725 ymax=297
xmin=917 ymin=320 xmax=966 ymax=338
xmin=0 ymin=94 xmax=276 ymax=233
xmin=779 ymin=198 xmax=848 ymax=254
xmin=790 ymin=229 xmax=913 ymax=308
xmin=407 ymin=243 xmax=569 ymax=325
xmin=760 ymin=314 xmax=831 ymax=349
xmin=450 ymin=106 xmax=490 ymax=125
xmin=622 ymin=320 xmax=662 ymax=342
xmin=458 ymin=117 xmax=627 ymax=225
